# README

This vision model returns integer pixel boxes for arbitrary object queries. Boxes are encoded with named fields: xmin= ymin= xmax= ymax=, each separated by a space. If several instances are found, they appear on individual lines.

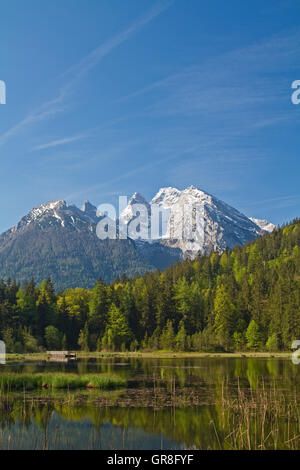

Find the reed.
xmin=219 ymin=380 xmax=300 ymax=450
xmin=0 ymin=373 xmax=126 ymax=391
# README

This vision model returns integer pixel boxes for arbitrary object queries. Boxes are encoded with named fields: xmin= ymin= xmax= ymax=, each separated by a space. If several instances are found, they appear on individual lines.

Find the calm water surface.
xmin=0 ymin=357 xmax=299 ymax=450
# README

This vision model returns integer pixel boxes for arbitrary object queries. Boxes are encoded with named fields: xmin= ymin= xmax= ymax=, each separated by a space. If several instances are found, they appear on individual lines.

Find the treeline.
xmin=1 ymin=219 xmax=300 ymax=353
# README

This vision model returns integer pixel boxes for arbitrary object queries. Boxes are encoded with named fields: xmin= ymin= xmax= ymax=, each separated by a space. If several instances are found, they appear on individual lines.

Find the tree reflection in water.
xmin=0 ymin=357 xmax=299 ymax=450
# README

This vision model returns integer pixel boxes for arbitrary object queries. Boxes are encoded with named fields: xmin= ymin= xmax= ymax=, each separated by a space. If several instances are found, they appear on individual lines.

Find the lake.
xmin=0 ymin=357 xmax=299 ymax=450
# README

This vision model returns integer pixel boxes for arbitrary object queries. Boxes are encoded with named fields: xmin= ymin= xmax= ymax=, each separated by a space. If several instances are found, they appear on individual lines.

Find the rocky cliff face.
xmin=120 ymin=185 xmax=274 ymax=259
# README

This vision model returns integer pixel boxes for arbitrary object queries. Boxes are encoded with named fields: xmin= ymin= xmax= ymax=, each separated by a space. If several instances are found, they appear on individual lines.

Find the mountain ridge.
xmin=0 ymin=186 xmax=275 ymax=289
xmin=120 ymin=185 xmax=275 ymax=258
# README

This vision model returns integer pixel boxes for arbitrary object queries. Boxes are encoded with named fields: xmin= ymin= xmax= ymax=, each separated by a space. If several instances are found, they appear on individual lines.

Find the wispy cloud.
xmin=247 ymin=194 xmax=300 ymax=208
xmin=0 ymin=106 xmax=65 ymax=147
xmin=31 ymin=113 xmax=142 ymax=153
xmin=117 ymin=30 xmax=300 ymax=125
xmin=60 ymin=1 xmax=171 ymax=97
xmin=32 ymin=134 xmax=86 ymax=151
xmin=0 ymin=1 xmax=171 ymax=148
xmin=111 ymin=29 xmax=300 ymax=198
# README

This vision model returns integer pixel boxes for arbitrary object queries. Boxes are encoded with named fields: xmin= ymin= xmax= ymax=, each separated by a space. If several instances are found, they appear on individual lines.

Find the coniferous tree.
xmin=175 ymin=320 xmax=187 ymax=351
xmin=213 ymin=284 xmax=236 ymax=350
xmin=102 ymin=303 xmax=132 ymax=351
xmin=246 ymin=320 xmax=262 ymax=350
xmin=78 ymin=322 xmax=90 ymax=352
xmin=160 ymin=320 xmax=175 ymax=350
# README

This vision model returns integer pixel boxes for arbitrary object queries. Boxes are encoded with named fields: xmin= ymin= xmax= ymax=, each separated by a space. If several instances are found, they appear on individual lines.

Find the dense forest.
xmin=1 ymin=219 xmax=300 ymax=353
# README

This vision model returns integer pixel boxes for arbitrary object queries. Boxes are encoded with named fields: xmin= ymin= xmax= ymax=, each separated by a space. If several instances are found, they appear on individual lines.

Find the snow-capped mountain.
xmin=5 ymin=200 xmax=98 ymax=244
xmin=119 ymin=192 xmax=151 ymax=239
xmin=120 ymin=192 xmax=150 ymax=224
xmin=151 ymin=187 xmax=181 ymax=207
xmin=250 ymin=218 xmax=276 ymax=233
xmin=0 ymin=187 xmax=275 ymax=288
xmin=120 ymin=185 xmax=274 ymax=259
xmin=0 ymin=198 xmax=179 ymax=289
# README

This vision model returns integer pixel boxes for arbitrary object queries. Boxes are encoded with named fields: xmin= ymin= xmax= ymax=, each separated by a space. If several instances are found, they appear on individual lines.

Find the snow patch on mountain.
xmin=120 ymin=192 xmax=150 ymax=225
xmin=151 ymin=187 xmax=181 ymax=207
xmin=9 ymin=199 xmax=100 ymax=237
xmin=120 ymin=186 xmax=275 ymax=259
xmin=250 ymin=218 xmax=276 ymax=233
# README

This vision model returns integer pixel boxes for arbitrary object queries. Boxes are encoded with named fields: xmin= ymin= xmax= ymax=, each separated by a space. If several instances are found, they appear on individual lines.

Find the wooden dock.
xmin=47 ymin=351 xmax=77 ymax=361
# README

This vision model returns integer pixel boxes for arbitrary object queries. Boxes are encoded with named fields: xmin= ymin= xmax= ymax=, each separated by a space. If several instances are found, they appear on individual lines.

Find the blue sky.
xmin=0 ymin=0 xmax=300 ymax=232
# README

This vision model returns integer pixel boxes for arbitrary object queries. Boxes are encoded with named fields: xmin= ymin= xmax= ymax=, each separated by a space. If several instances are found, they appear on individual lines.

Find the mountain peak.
xmin=250 ymin=218 xmax=276 ymax=233
xmin=120 ymin=192 xmax=150 ymax=226
xmin=81 ymin=200 xmax=99 ymax=223
xmin=81 ymin=200 xmax=97 ymax=212
xmin=39 ymin=199 xmax=66 ymax=209
xmin=129 ymin=192 xmax=149 ymax=205
xmin=151 ymin=187 xmax=181 ymax=207
xmin=29 ymin=200 xmax=67 ymax=217
xmin=184 ymin=185 xmax=207 ymax=194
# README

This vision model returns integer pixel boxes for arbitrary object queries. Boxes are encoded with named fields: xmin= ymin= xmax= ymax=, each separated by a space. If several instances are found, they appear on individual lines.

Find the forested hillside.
xmin=1 ymin=219 xmax=300 ymax=353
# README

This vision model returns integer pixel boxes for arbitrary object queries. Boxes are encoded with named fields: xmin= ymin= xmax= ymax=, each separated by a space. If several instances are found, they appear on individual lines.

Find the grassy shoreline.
xmin=4 ymin=350 xmax=292 ymax=362
xmin=0 ymin=372 xmax=126 ymax=390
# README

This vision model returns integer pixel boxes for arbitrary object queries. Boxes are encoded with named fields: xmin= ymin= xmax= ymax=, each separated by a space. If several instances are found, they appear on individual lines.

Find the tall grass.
xmin=216 ymin=379 xmax=300 ymax=450
xmin=0 ymin=373 xmax=126 ymax=391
